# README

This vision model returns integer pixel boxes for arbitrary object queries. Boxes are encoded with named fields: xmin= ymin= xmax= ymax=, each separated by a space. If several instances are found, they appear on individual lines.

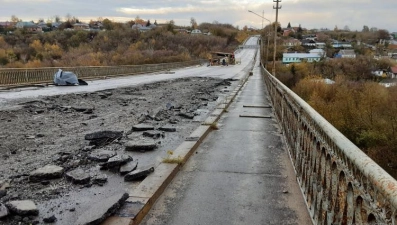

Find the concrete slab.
xmin=167 ymin=140 xmax=203 ymax=165
xmin=202 ymin=115 xmax=218 ymax=125
xmin=210 ymin=108 xmax=224 ymax=117
xmin=187 ymin=125 xmax=211 ymax=142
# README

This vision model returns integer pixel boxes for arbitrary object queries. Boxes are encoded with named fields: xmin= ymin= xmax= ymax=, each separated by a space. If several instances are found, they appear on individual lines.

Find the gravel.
xmin=0 ymin=77 xmax=236 ymax=224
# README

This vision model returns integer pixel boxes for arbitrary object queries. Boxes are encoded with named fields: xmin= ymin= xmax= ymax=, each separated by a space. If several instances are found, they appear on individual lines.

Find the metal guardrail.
xmin=0 ymin=60 xmax=204 ymax=86
xmin=261 ymin=66 xmax=397 ymax=224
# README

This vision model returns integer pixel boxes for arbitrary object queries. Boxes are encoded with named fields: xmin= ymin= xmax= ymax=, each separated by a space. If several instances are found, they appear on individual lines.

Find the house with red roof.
xmin=389 ymin=66 xmax=397 ymax=78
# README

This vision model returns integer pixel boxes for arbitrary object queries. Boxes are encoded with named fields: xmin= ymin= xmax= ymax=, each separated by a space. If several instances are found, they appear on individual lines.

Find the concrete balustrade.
xmin=0 ymin=60 xmax=204 ymax=86
xmin=262 ymin=66 xmax=397 ymax=225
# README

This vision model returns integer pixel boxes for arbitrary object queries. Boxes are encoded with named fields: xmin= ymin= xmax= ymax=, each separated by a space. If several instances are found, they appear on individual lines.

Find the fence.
xmin=261 ymin=66 xmax=397 ymax=224
xmin=0 ymin=60 xmax=204 ymax=86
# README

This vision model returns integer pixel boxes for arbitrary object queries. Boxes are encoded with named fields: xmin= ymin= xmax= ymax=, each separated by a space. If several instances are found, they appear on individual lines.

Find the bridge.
xmin=1 ymin=36 xmax=397 ymax=225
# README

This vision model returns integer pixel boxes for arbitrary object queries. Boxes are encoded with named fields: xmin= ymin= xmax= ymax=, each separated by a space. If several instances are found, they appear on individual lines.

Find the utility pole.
xmin=273 ymin=0 xmax=281 ymax=76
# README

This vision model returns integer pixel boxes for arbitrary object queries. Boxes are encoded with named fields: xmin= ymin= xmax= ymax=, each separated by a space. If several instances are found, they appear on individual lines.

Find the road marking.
xmin=239 ymin=114 xmax=273 ymax=118
xmin=243 ymin=105 xmax=272 ymax=108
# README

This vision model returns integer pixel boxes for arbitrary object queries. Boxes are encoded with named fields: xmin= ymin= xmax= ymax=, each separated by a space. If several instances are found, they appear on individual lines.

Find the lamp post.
xmin=248 ymin=10 xmax=271 ymax=68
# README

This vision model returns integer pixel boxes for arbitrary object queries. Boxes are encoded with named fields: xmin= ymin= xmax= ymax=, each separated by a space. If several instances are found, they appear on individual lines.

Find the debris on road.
xmin=29 ymin=165 xmax=64 ymax=182
xmin=75 ymin=192 xmax=129 ymax=225
xmin=0 ymin=76 xmax=237 ymax=224
xmin=124 ymin=140 xmax=158 ymax=152
xmin=5 ymin=200 xmax=39 ymax=216
xmin=104 ymin=154 xmax=133 ymax=169
xmin=85 ymin=130 xmax=123 ymax=146
xmin=120 ymin=160 xmax=138 ymax=175
xmin=159 ymin=125 xmax=176 ymax=132
xmin=132 ymin=124 xmax=155 ymax=131
xmin=124 ymin=167 xmax=155 ymax=181
xmin=88 ymin=150 xmax=117 ymax=162
xmin=65 ymin=168 xmax=91 ymax=184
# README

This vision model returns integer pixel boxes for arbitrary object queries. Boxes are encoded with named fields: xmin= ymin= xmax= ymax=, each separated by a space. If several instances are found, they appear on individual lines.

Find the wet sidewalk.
xmin=140 ymin=59 xmax=312 ymax=225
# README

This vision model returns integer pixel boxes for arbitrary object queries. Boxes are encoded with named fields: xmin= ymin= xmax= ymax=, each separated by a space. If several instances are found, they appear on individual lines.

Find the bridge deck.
xmin=141 ymin=59 xmax=312 ymax=225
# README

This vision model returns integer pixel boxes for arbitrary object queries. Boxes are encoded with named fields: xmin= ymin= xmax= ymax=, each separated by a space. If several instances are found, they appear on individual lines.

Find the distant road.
xmin=0 ymin=36 xmax=258 ymax=105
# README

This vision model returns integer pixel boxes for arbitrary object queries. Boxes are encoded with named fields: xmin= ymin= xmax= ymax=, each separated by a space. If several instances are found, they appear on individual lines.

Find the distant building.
xmin=15 ymin=21 xmax=42 ymax=32
xmin=72 ymin=23 xmax=90 ymax=30
xmin=0 ymin=21 xmax=16 ymax=29
xmin=379 ymin=78 xmax=397 ymax=88
xmin=334 ymin=50 xmax=356 ymax=58
xmin=332 ymin=41 xmax=353 ymax=48
xmin=282 ymin=49 xmax=325 ymax=64
xmin=283 ymin=38 xmax=301 ymax=47
xmin=131 ymin=23 xmax=157 ymax=32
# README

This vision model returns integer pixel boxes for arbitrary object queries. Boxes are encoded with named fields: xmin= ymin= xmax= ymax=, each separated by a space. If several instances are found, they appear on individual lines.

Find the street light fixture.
xmin=248 ymin=10 xmax=272 ymax=69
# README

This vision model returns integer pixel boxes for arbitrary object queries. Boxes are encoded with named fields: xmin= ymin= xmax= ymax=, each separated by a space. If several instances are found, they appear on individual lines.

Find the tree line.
xmin=0 ymin=20 xmax=249 ymax=68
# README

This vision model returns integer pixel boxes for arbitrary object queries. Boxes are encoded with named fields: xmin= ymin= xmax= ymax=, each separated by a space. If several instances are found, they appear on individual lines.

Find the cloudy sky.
xmin=0 ymin=0 xmax=396 ymax=32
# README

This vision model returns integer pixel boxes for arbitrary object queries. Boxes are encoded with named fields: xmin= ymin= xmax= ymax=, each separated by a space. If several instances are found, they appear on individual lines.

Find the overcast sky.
xmin=0 ymin=0 xmax=396 ymax=32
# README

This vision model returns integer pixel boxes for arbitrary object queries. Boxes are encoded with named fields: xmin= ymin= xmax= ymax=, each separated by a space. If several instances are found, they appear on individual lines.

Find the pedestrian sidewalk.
xmin=141 ymin=57 xmax=312 ymax=225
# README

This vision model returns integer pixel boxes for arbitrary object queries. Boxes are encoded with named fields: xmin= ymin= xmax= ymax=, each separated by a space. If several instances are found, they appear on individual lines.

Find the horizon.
xmin=1 ymin=0 xmax=396 ymax=33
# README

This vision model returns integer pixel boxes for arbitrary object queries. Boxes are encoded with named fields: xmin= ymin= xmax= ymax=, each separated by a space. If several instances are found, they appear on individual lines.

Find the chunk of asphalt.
xmin=72 ymin=106 xmax=94 ymax=113
xmin=84 ymin=131 xmax=123 ymax=146
xmin=75 ymin=192 xmax=129 ymax=225
xmin=124 ymin=140 xmax=158 ymax=152
xmin=84 ymin=131 xmax=124 ymax=140
xmin=119 ymin=160 xmax=138 ymax=175
xmin=43 ymin=215 xmax=57 ymax=223
xmin=6 ymin=200 xmax=39 ymax=216
xmin=158 ymin=125 xmax=176 ymax=132
xmin=0 ymin=203 xmax=9 ymax=219
xmin=88 ymin=150 xmax=117 ymax=162
xmin=92 ymin=174 xmax=108 ymax=185
xmin=131 ymin=124 xmax=154 ymax=131
xmin=105 ymin=155 xmax=133 ymax=168
xmin=142 ymin=130 xmax=164 ymax=139
xmin=124 ymin=167 xmax=155 ymax=181
xmin=65 ymin=168 xmax=90 ymax=185
xmin=29 ymin=165 xmax=64 ymax=182
xmin=178 ymin=112 xmax=194 ymax=119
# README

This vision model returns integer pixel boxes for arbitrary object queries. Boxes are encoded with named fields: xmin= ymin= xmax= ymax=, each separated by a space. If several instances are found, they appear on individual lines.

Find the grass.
xmin=210 ymin=122 xmax=219 ymax=130
xmin=202 ymin=121 xmax=219 ymax=130
xmin=162 ymin=150 xmax=184 ymax=164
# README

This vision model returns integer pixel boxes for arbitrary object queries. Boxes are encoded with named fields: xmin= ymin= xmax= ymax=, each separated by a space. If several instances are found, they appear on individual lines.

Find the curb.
xmin=101 ymin=69 xmax=253 ymax=225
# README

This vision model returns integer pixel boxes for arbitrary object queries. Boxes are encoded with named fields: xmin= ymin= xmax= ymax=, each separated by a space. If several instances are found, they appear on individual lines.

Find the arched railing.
xmin=261 ymin=66 xmax=397 ymax=225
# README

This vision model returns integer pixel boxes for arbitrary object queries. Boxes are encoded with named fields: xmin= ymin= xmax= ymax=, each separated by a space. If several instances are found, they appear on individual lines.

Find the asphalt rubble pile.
xmin=0 ymin=77 xmax=237 ymax=224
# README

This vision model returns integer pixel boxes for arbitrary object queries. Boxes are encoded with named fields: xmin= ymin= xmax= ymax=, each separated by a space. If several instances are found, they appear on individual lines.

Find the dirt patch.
xmin=0 ymin=77 xmax=237 ymax=225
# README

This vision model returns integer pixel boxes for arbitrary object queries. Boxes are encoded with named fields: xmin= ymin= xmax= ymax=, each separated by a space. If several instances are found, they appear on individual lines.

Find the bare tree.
xmin=11 ymin=15 xmax=20 ymax=22
xmin=190 ymin=17 xmax=197 ymax=29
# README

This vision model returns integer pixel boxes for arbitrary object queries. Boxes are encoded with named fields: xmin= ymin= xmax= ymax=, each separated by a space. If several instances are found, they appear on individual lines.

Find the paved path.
xmin=141 ymin=57 xmax=312 ymax=225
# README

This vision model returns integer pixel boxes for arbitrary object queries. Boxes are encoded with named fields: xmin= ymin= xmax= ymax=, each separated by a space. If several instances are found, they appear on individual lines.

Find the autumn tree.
xmin=190 ymin=17 xmax=198 ymax=29
xmin=378 ymin=29 xmax=390 ymax=40
xmin=102 ymin=18 xmax=113 ymax=30
xmin=11 ymin=15 xmax=21 ymax=23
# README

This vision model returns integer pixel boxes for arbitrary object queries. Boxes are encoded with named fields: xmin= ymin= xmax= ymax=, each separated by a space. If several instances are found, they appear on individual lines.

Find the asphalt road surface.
xmin=141 ymin=54 xmax=312 ymax=225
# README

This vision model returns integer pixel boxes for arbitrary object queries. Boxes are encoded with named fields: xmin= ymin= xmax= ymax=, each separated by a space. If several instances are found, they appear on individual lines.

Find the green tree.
xmin=287 ymin=22 xmax=291 ymax=28
xmin=297 ymin=24 xmax=303 ymax=33
xmin=102 ymin=18 xmax=113 ymax=30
